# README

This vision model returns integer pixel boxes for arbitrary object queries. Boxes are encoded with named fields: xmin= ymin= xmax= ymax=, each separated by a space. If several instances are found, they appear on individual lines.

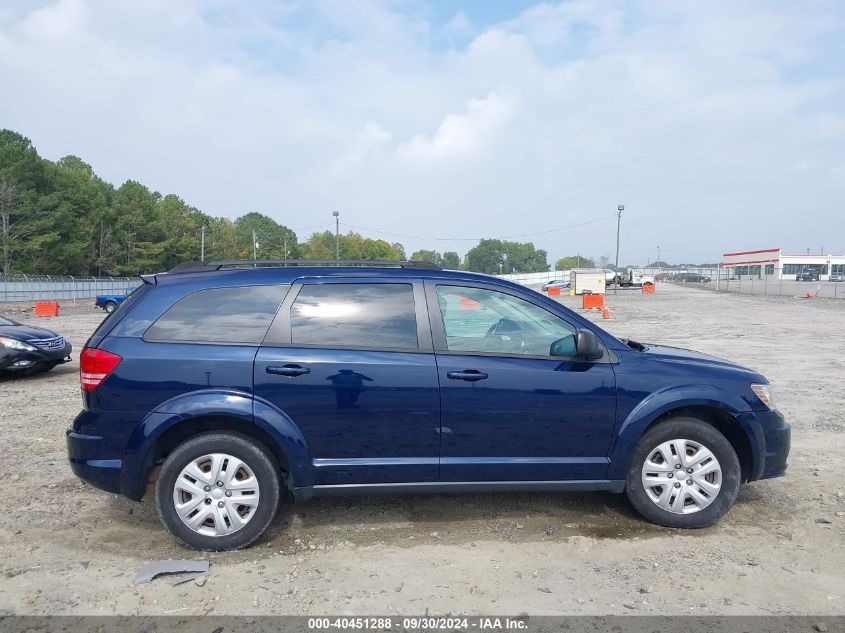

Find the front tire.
xmin=155 ymin=432 xmax=281 ymax=551
xmin=625 ymin=417 xmax=740 ymax=528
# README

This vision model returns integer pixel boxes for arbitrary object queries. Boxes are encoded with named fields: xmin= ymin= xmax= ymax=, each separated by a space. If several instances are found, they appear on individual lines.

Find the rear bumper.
xmin=66 ymin=428 xmax=122 ymax=494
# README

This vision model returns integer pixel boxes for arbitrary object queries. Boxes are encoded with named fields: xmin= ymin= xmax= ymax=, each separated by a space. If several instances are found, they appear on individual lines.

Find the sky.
xmin=1 ymin=0 xmax=844 ymax=265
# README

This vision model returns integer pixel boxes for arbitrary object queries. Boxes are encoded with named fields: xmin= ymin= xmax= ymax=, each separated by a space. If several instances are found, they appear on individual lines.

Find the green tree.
xmin=0 ymin=130 xmax=46 ymax=274
xmin=465 ymin=239 xmax=549 ymax=274
xmin=442 ymin=251 xmax=461 ymax=269
xmin=235 ymin=212 xmax=298 ymax=260
xmin=410 ymin=249 xmax=443 ymax=265
xmin=554 ymin=255 xmax=596 ymax=270
xmin=300 ymin=230 xmax=403 ymax=260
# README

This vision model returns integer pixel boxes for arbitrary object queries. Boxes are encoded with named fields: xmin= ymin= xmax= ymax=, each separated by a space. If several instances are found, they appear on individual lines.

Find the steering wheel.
xmin=484 ymin=318 xmax=522 ymax=337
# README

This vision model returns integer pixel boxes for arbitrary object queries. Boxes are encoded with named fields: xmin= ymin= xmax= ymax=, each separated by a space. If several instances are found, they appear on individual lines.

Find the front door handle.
xmin=266 ymin=364 xmax=311 ymax=377
xmin=447 ymin=370 xmax=488 ymax=382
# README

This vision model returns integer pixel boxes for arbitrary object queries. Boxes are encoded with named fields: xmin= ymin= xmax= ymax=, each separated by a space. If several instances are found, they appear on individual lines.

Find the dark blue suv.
xmin=67 ymin=260 xmax=790 ymax=550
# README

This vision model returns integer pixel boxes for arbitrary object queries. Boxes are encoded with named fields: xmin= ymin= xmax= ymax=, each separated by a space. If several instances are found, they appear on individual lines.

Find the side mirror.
xmin=575 ymin=329 xmax=603 ymax=360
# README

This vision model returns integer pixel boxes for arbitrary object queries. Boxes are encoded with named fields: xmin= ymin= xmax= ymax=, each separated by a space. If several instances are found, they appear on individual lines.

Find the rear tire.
xmin=625 ymin=417 xmax=740 ymax=528
xmin=155 ymin=432 xmax=281 ymax=551
xmin=104 ymin=301 xmax=117 ymax=313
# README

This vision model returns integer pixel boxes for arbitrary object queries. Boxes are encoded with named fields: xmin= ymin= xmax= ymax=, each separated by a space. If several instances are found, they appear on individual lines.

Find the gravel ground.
xmin=0 ymin=284 xmax=843 ymax=616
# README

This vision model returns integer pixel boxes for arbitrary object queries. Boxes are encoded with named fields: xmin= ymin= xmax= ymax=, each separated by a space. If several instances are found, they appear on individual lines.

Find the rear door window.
xmin=287 ymin=283 xmax=418 ymax=350
xmin=144 ymin=285 xmax=287 ymax=344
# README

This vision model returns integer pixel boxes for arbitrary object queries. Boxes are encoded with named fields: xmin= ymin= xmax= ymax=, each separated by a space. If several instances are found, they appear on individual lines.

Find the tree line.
xmin=1 ymin=129 xmax=563 ymax=277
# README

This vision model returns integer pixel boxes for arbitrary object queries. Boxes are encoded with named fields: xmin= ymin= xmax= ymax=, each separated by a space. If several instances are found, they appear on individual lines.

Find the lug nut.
xmin=217 ymin=501 xmax=224 ymax=508
xmin=667 ymin=473 xmax=673 ymax=479
xmin=225 ymin=490 xmax=232 ymax=497
xmin=674 ymin=482 xmax=681 ymax=488
xmin=686 ymin=479 xmax=693 ymax=485
xmin=203 ymin=485 xmax=211 ymax=492
xmin=675 ymin=464 xmax=682 ymax=469
xmin=687 ymin=468 xmax=693 ymax=474
xmin=205 ymin=498 xmax=211 ymax=504
xmin=216 ymin=481 xmax=224 ymax=487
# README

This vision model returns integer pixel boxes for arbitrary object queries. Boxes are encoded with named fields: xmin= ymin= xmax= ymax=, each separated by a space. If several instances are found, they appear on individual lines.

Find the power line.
xmin=338 ymin=214 xmax=616 ymax=242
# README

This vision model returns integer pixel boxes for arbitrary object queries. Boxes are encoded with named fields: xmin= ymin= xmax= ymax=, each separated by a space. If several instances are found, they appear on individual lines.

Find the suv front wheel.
xmin=155 ymin=432 xmax=281 ymax=550
xmin=625 ymin=417 xmax=741 ymax=528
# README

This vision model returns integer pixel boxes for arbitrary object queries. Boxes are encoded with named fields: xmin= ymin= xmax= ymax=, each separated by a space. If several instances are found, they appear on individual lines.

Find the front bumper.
xmin=0 ymin=341 xmax=72 ymax=371
xmin=759 ymin=409 xmax=790 ymax=479
xmin=740 ymin=408 xmax=790 ymax=480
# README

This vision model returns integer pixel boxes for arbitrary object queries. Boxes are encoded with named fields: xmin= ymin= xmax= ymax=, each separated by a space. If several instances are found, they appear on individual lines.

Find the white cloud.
xmin=0 ymin=0 xmax=843 ymax=261
xmin=397 ymin=92 xmax=513 ymax=162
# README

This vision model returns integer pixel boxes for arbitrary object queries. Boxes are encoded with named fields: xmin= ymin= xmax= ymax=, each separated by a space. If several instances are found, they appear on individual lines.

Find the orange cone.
xmin=602 ymin=307 xmax=610 ymax=319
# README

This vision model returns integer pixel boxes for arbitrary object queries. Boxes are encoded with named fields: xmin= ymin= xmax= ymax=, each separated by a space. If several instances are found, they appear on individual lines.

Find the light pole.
xmin=614 ymin=204 xmax=623 ymax=295
xmin=252 ymin=228 xmax=258 ymax=261
xmin=200 ymin=225 xmax=206 ymax=261
xmin=332 ymin=211 xmax=340 ymax=261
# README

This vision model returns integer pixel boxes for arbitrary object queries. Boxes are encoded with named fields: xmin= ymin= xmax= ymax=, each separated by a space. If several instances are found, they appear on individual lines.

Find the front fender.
xmin=120 ymin=389 xmax=313 ymax=499
xmin=606 ymin=384 xmax=753 ymax=480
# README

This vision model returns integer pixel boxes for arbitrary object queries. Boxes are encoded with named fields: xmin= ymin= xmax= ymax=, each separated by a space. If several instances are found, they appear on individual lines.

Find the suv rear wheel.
xmin=155 ymin=432 xmax=281 ymax=550
xmin=625 ymin=417 xmax=741 ymax=528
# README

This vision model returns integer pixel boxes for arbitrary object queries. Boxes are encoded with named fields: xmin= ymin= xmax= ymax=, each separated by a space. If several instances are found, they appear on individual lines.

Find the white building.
xmin=721 ymin=248 xmax=845 ymax=280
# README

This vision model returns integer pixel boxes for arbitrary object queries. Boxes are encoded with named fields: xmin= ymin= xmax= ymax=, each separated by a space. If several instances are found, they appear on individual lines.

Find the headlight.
xmin=751 ymin=383 xmax=775 ymax=410
xmin=0 ymin=336 xmax=37 ymax=352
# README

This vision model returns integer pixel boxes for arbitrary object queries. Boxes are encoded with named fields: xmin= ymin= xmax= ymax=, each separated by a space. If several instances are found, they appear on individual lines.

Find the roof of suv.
xmin=144 ymin=260 xmax=505 ymax=289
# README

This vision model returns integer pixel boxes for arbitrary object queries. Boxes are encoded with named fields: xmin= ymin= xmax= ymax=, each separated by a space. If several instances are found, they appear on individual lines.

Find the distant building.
xmin=721 ymin=248 xmax=845 ymax=280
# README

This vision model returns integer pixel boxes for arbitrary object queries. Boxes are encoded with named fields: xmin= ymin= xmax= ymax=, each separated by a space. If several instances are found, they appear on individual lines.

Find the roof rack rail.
xmin=167 ymin=259 xmax=442 ymax=273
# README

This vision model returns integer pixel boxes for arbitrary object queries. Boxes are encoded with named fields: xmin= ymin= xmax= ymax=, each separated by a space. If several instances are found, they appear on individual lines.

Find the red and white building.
xmin=721 ymin=248 xmax=845 ymax=280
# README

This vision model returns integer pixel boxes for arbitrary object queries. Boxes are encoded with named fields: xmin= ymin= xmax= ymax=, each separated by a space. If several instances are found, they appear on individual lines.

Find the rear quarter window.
xmin=144 ymin=285 xmax=287 ymax=344
xmin=86 ymin=283 xmax=150 ymax=347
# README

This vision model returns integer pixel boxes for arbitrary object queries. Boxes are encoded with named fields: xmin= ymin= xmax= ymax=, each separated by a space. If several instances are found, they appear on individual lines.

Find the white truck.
xmin=611 ymin=269 xmax=655 ymax=288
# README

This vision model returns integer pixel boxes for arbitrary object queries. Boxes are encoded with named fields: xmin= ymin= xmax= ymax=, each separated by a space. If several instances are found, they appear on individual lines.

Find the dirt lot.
xmin=0 ymin=284 xmax=843 ymax=616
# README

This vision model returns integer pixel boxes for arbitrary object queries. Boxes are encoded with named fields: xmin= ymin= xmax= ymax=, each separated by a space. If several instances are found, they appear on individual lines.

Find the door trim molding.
xmin=294 ymin=479 xmax=625 ymax=501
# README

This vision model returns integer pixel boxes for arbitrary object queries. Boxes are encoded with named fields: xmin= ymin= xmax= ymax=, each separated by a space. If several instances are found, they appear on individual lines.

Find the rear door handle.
xmin=266 ymin=364 xmax=311 ymax=377
xmin=447 ymin=370 xmax=488 ymax=382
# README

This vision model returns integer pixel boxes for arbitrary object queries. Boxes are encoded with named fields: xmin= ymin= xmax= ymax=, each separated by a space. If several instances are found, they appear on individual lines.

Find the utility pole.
xmin=200 ymin=225 xmax=205 ymax=261
xmin=284 ymin=234 xmax=288 ymax=261
xmin=614 ymin=204 xmax=624 ymax=295
xmin=332 ymin=211 xmax=340 ymax=261
xmin=252 ymin=228 xmax=257 ymax=261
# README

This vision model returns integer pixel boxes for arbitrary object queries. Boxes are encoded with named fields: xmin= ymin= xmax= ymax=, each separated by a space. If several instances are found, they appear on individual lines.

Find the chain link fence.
xmin=0 ymin=275 xmax=139 ymax=303
xmin=648 ymin=266 xmax=844 ymax=299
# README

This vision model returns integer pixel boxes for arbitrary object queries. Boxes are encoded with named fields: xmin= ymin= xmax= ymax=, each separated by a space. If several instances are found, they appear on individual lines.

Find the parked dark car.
xmin=95 ymin=287 xmax=136 ymax=313
xmin=796 ymin=269 xmax=820 ymax=282
xmin=0 ymin=314 xmax=72 ymax=375
xmin=67 ymin=259 xmax=790 ymax=550
xmin=673 ymin=273 xmax=711 ymax=283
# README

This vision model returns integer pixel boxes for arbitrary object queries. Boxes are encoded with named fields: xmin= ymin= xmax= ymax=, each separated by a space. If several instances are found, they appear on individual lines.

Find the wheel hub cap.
xmin=641 ymin=438 xmax=722 ymax=514
xmin=173 ymin=453 xmax=261 ymax=537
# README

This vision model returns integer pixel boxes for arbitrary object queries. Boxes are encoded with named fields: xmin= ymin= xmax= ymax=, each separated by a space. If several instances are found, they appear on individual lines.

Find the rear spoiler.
xmin=140 ymin=274 xmax=157 ymax=286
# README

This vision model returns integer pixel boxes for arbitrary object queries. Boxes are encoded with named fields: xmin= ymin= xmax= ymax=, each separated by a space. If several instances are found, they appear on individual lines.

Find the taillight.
xmin=80 ymin=347 xmax=122 ymax=391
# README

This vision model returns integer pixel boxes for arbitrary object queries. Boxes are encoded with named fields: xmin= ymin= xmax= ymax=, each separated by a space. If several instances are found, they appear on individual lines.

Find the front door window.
xmin=435 ymin=285 xmax=577 ymax=357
